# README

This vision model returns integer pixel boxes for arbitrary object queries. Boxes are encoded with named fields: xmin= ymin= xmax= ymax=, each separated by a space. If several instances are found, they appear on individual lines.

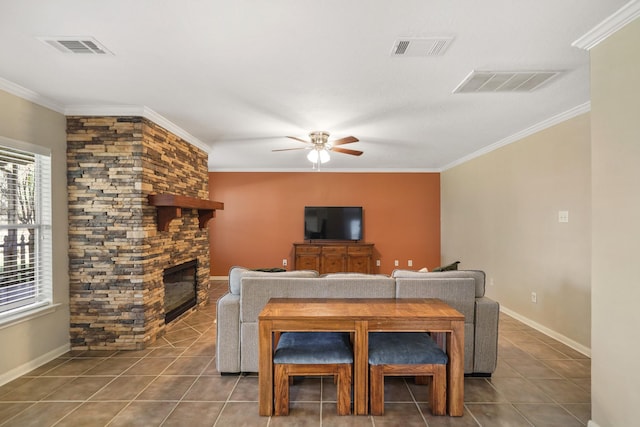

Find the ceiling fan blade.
xmin=286 ymin=136 xmax=312 ymax=145
xmin=331 ymin=147 xmax=363 ymax=156
xmin=331 ymin=136 xmax=359 ymax=146
xmin=272 ymin=147 xmax=308 ymax=152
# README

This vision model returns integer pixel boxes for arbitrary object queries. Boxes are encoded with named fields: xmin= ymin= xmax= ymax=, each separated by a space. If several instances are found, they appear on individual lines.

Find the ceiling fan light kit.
xmin=306 ymin=147 xmax=330 ymax=164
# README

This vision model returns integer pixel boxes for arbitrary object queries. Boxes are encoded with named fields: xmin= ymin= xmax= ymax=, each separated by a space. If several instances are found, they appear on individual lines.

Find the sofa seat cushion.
xmin=368 ymin=332 xmax=448 ymax=365
xmin=274 ymin=332 xmax=353 ymax=364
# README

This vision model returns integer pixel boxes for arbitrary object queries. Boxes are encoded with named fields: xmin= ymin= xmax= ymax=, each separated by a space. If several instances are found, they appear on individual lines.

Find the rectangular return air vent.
xmin=453 ymin=70 xmax=562 ymax=93
xmin=391 ymin=37 xmax=454 ymax=57
xmin=38 ymin=36 xmax=113 ymax=55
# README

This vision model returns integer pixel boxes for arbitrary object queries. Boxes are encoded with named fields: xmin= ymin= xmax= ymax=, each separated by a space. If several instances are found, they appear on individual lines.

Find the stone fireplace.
xmin=67 ymin=116 xmax=214 ymax=350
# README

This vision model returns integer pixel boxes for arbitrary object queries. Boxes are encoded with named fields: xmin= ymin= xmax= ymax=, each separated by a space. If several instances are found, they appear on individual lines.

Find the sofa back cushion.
xmin=240 ymin=276 xmax=395 ymax=323
xmin=228 ymin=266 xmax=318 ymax=295
xmin=392 ymin=269 xmax=486 ymax=297
xmin=395 ymin=277 xmax=476 ymax=322
xmin=322 ymin=273 xmax=389 ymax=279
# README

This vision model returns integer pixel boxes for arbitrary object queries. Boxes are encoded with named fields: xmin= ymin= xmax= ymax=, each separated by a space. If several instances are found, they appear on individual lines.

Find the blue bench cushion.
xmin=368 ymin=332 xmax=448 ymax=365
xmin=274 ymin=332 xmax=353 ymax=364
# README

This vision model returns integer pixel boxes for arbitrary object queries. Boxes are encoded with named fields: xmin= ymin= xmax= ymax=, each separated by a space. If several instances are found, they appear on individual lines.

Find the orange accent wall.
xmin=208 ymin=172 xmax=440 ymax=276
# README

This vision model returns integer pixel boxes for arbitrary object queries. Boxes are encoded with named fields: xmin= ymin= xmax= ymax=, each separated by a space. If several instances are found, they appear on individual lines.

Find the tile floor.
xmin=0 ymin=280 xmax=591 ymax=426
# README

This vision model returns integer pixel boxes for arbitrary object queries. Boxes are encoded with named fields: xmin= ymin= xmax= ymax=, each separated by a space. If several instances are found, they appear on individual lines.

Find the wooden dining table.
xmin=258 ymin=298 xmax=465 ymax=416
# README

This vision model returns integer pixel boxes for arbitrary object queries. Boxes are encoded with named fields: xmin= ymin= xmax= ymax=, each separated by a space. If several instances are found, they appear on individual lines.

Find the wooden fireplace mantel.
xmin=148 ymin=193 xmax=224 ymax=231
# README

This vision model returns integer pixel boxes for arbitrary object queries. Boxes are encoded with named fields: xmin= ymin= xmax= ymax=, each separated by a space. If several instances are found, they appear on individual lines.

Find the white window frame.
xmin=0 ymin=136 xmax=52 ymax=323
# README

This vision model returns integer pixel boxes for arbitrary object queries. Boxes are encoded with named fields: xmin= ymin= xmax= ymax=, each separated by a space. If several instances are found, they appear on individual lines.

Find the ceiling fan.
xmin=273 ymin=131 xmax=363 ymax=169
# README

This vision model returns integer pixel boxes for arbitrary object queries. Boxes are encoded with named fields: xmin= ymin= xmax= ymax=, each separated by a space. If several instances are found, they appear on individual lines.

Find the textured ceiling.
xmin=0 ymin=0 xmax=630 ymax=171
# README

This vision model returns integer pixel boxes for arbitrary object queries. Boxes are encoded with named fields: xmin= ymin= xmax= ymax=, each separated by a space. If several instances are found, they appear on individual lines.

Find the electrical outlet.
xmin=394 ymin=260 xmax=399 ymax=267
xmin=376 ymin=259 xmax=381 ymax=267
xmin=408 ymin=260 xmax=413 ymax=267
xmin=282 ymin=258 xmax=287 ymax=267
xmin=531 ymin=292 xmax=537 ymax=303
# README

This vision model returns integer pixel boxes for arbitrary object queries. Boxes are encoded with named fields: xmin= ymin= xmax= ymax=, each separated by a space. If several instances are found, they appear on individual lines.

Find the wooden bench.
xmin=368 ymin=332 xmax=448 ymax=416
xmin=273 ymin=332 xmax=353 ymax=415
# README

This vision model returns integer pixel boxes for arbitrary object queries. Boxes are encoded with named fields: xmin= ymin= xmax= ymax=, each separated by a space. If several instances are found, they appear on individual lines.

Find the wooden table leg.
xmin=258 ymin=320 xmax=273 ymax=416
xmin=354 ymin=321 xmax=368 ymax=415
xmin=447 ymin=320 xmax=465 ymax=416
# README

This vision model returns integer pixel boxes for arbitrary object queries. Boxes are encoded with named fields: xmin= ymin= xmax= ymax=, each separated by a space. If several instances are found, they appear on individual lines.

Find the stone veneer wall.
xmin=67 ymin=116 xmax=211 ymax=350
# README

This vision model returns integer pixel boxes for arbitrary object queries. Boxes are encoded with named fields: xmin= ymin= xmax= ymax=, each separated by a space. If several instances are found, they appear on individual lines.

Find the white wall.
xmin=0 ymin=89 xmax=69 ymax=383
xmin=590 ymin=17 xmax=640 ymax=427
xmin=441 ymin=113 xmax=592 ymax=351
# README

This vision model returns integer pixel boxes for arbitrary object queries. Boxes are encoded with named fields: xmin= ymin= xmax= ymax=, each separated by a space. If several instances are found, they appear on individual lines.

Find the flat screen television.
xmin=304 ymin=206 xmax=363 ymax=241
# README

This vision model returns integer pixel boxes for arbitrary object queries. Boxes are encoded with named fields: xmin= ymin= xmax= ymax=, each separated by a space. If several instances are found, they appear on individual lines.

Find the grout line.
xmin=319 ymin=376 xmax=324 ymax=426
xmin=404 ymin=377 xmax=430 ymax=426
xmin=159 ymin=334 xmax=217 ymax=426
xmin=509 ymin=403 xmax=538 ymax=427
xmin=463 ymin=403 xmax=483 ymax=426
xmin=0 ymin=401 xmax=38 ymax=427
xmin=558 ymin=402 xmax=592 ymax=425
xmin=212 ymin=375 xmax=241 ymax=427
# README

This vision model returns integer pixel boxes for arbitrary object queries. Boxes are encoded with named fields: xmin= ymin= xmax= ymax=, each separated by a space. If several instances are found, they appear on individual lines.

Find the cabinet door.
xmin=296 ymin=254 xmax=320 ymax=271
xmin=347 ymin=255 xmax=370 ymax=273
xmin=347 ymin=245 xmax=373 ymax=273
xmin=321 ymin=246 xmax=347 ymax=274
xmin=295 ymin=245 xmax=321 ymax=271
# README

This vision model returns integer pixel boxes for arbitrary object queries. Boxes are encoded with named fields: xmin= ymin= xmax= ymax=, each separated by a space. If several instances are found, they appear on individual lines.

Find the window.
xmin=0 ymin=138 xmax=52 ymax=317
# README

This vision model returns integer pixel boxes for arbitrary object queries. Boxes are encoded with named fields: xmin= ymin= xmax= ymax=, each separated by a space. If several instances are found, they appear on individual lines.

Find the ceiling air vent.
xmin=391 ymin=37 xmax=454 ymax=57
xmin=37 ymin=36 xmax=113 ymax=55
xmin=453 ymin=70 xmax=562 ymax=93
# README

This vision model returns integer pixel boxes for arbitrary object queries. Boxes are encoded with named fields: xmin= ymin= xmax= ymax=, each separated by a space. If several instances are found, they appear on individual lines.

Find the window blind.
xmin=0 ymin=142 xmax=52 ymax=315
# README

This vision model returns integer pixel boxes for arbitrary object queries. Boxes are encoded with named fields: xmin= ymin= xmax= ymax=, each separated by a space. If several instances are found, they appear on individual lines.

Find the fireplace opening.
xmin=163 ymin=259 xmax=197 ymax=323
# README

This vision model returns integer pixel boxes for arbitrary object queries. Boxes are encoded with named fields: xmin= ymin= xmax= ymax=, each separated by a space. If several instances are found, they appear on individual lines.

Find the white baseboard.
xmin=210 ymin=275 xmax=229 ymax=281
xmin=500 ymin=306 xmax=591 ymax=357
xmin=587 ymin=420 xmax=600 ymax=427
xmin=0 ymin=342 xmax=71 ymax=387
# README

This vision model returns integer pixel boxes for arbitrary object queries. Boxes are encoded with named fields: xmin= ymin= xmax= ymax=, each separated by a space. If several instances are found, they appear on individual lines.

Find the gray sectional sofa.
xmin=216 ymin=267 xmax=500 ymax=376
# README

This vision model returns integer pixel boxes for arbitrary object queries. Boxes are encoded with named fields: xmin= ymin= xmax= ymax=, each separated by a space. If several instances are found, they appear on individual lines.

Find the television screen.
xmin=304 ymin=206 xmax=363 ymax=241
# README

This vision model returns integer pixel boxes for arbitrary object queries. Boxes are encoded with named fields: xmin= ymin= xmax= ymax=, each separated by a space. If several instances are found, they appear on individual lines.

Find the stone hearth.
xmin=67 ymin=116 xmax=211 ymax=350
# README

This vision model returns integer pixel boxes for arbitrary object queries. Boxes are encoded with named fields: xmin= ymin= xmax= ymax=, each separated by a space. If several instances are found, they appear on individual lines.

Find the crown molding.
xmin=572 ymin=0 xmax=640 ymax=50
xmin=140 ymin=107 xmax=210 ymax=153
xmin=64 ymin=104 xmax=146 ymax=118
xmin=0 ymin=77 xmax=65 ymax=113
xmin=0 ymin=75 xmax=210 ymax=153
xmin=207 ymin=167 xmax=442 ymax=173
xmin=442 ymin=102 xmax=591 ymax=171
xmin=64 ymin=104 xmax=210 ymax=153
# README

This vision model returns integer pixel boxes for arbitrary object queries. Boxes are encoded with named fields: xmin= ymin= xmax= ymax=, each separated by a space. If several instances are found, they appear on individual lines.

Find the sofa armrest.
xmin=216 ymin=293 xmax=241 ymax=373
xmin=473 ymin=296 xmax=500 ymax=374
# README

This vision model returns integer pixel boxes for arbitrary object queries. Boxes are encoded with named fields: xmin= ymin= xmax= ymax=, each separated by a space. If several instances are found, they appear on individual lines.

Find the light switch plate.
xmin=558 ymin=211 xmax=569 ymax=223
